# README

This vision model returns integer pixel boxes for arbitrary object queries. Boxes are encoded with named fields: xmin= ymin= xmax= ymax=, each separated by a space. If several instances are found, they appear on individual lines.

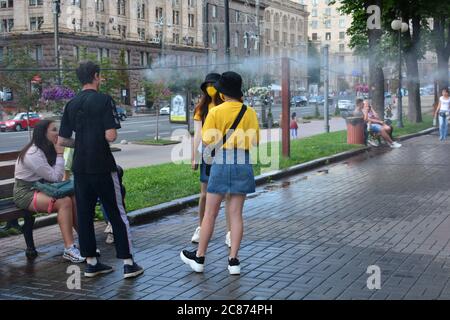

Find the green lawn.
xmin=392 ymin=114 xmax=433 ymax=137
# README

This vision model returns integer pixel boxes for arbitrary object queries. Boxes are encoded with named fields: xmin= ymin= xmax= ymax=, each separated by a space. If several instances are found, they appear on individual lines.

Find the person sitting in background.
xmin=362 ymin=100 xmax=401 ymax=149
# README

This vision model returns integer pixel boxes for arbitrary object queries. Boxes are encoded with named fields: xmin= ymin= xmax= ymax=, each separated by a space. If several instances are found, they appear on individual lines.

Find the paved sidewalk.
xmin=2 ymin=132 xmax=450 ymax=300
xmin=113 ymin=118 xmax=347 ymax=169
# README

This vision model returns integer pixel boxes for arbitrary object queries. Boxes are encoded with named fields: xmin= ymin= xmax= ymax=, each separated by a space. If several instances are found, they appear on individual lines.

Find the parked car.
xmin=291 ymin=95 xmax=308 ymax=107
xmin=0 ymin=112 xmax=42 ymax=132
xmin=159 ymin=105 xmax=170 ymax=115
xmin=116 ymin=106 xmax=127 ymax=121
xmin=337 ymin=99 xmax=355 ymax=111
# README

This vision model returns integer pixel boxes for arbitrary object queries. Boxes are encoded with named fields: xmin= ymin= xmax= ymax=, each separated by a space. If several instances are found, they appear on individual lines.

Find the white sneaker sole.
xmin=191 ymin=237 xmax=199 ymax=244
xmin=62 ymin=253 xmax=86 ymax=264
xmin=180 ymin=251 xmax=204 ymax=273
xmin=225 ymin=239 xmax=231 ymax=248
xmin=228 ymin=265 xmax=241 ymax=275
xmin=124 ymin=268 xmax=144 ymax=279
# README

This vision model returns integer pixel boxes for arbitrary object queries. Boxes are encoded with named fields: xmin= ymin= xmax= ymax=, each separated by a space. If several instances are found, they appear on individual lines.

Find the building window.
xmin=187 ymin=36 xmax=194 ymax=46
xmin=188 ymin=14 xmax=194 ymax=28
xmin=30 ymin=45 xmax=43 ymax=61
xmin=312 ymin=33 xmax=318 ymax=41
xmin=235 ymin=11 xmax=240 ymax=23
xmin=290 ymin=34 xmax=295 ymax=44
xmin=339 ymin=44 xmax=345 ymax=52
xmin=96 ymin=22 xmax=106 ymax=35
xmin=138 ymin=28 xmax=145 ymax=40
xmin=117 ymin=0 xmax=126 ymax=16
xmin=0 ymin=18 xmax=13 ymax=32
xmin=173 ymin=33 xmax=179 ymax=44
xmin=339 ymin=56 xmax=344 ymax=64
xmin=274 ymin=30 xmax=279 ymax=42
xmin=265 ymin=28 xmax=270 ymax=41
xmin=140 ymin=51 xmax=149 ymax=66
xmin=137 ymin=2 xmax=145 ymax=19
xmin=29 ymin=0 xmax=43 ymax=6
xmin=188 ymin=0 xmax=195 ymax=7
xmin=173 ymin=11 xmax=179 ymax=25
xmin=312 ymin=9 xmax=317 ymax=17
xmin=73 ymin=46 xmax=79 ymax=61
xmin=118 ymin=25 xmax=127 ymax=39
xmin=30 ymin=17 xmax=43 ymax=31
xmin=325 ymin=32 xmax=331 ymax=40
xmin=0 ymin=0 xmax=13 ymax=8
xmin=125 ymin=50 xmax=130 ymax=65
xmin=311 ymin=20 xmax=318 ymax=29
xmin=324 ymin=8 xmax=331 ymax=16
xmin=339 ymin=31 xmax=345 ymax=39
xmin=325 ymin=19 xmax=331 ymax=28
xmin=282 ymin=32 xmax=287 ymax=44
xmin=339 ymin=19 xmax=345 ymax=28
xmin=211 ymin=27 xmax=217 ymax=45
xmin=96 ymin=0 xmax=104 ymax=12
xmin=97 ymin=48 xmax=109 ymax=61
xmin=155 ymin=7 xmax=163 ymax=21
xmin=244 ymin=33 xmax=248 ymax=49
xmin=234 ymin=31 xmax=239 ymax=47
xmin=71 ymin=0 xmax=80 ymax=7
xmin=211 ymin=5 xmax=217 ymax=18
xmin=312 ymin=0 xmax=318 ymax=6
xmin=1 ymin=87 xmax=13 ymax=101
xmin=0 ymin=47 xmax=3 ymax=62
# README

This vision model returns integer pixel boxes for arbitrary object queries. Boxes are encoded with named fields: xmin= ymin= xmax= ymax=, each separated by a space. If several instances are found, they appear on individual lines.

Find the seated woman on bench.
xmin=13 ymin=120 xmax=85 ymax=263
xmin=363 ymin=100 xmax=401 ymax=149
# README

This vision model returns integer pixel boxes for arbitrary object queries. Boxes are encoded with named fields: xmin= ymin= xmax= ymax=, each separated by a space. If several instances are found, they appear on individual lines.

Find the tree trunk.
xmin=367 ymin=0 xmax=384 ymax=119
xmin=437 ymin=54 xmax=449 ymax=94
xmin=432 ymin=16 xmax=450 ymax=101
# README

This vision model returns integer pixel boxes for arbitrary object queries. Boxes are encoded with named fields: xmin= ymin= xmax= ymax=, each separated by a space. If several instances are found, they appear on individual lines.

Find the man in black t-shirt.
xmin=58 ymin=61 xmax=143 ymax=279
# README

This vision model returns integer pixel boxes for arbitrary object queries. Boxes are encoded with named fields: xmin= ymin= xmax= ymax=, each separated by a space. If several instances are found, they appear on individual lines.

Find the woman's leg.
xmin=439 ymin=115 xmax=445 ymax=140
xmin=380 ymin=128 xmax=393 ymax=144
xmin=198 ymin=182 xmax=208 ymax=225
xmin=225 ymin=193 xmax=232 ymax=233
xmin=28 ymin=194 xmax=74 ymax=248
xmin=227 ymin=194 xmax=246 ymax=259
xmin=71 ymin=195 xmax=78 ymax=232
xmin=444 ymin=115 xmax=449 ymax=139
xmin=196 ymin=193 xmax=224 ymax=257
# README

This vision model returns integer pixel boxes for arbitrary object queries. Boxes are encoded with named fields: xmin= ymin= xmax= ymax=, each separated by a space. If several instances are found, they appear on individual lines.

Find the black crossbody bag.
xmin=204 ymin=104 xmax=247 ymax=176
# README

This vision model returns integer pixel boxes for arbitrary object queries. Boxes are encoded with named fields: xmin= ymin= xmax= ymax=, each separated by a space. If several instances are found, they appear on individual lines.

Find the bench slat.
xmin=0 ymin=164 xmax=15 ymax=180
xmin=0 ymin=183 xmax=13 ymax=202
xmin=0 ymin=151 xmax=19 ymax=162
xmin=0 ymin=207 xmax=27 ymax=222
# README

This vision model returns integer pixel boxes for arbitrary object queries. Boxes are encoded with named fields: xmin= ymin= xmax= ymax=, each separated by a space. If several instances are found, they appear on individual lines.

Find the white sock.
xmin=65 ymin=244 xmax=74 ymax=250
xmin=87 ymin=257 xmax=97 ymax=266
xmin=124 ymin=259 xmax=133 ymax=266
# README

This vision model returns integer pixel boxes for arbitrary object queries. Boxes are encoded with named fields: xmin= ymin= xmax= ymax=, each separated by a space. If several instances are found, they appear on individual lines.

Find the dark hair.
xmin=443 ymin=88 xmax=449 ymax=94
xmin=18 ymin=120 xmax=57 ymax=166
xmin=194 ymin=86 xmax=223 ymax=123
xmin=356 ymin=98 xmax=364 ymax=106
xmin=291 ymin=112 xmax=297 ymax=119
xmin=76 ymin=61 xmax=100 ymax=85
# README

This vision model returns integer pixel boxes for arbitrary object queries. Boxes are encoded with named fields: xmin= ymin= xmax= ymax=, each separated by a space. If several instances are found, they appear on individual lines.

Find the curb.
xmin=31 ymin=126 xmax=437 ymax=229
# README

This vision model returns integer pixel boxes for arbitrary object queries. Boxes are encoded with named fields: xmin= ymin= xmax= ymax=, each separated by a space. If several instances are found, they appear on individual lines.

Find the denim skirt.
xmin=199 ymin=162 xmax=209 ymax=183
xmin=206 ymin=149 xmax=255 ymax=195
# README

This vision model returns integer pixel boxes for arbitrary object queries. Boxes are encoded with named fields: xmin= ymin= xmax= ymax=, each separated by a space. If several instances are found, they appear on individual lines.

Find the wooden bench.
xmin=0 ymin=150 xmax=37 ymax=259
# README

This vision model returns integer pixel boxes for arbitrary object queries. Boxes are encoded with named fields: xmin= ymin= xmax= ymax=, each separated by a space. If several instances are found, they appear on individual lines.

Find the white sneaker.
xmin=225 ymin=231 xmax=231 ymax=248
xmin=105 ymin=233 xmax=114 ymax=244
xmin=390 ymin=142 xmax=402 ymax=148
xmin=228 ymin=258 xmax=240 ymax=275
xmin=63 ymin=245 xmax=86 ymax=263
xmin=191 ymin=226 xmax=201 ymax=243
xmin=104 ymin=223 xmax=112 ymax=234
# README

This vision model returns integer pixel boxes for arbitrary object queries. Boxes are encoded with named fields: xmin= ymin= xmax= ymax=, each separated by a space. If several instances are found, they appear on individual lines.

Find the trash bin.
xmin=346 ymin=116 xmax=365 ymax=145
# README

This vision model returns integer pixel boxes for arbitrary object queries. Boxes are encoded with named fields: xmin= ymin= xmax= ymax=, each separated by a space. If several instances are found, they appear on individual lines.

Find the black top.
xmin=59 ymin=89 xmax=121 ymax=174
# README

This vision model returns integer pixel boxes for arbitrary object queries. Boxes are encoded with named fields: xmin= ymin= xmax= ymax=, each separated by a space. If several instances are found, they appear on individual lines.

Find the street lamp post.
xmin=391 ymin=19 xmax=409 ymax=128
xmin=52 ymin=0 xmax=61 ymax=85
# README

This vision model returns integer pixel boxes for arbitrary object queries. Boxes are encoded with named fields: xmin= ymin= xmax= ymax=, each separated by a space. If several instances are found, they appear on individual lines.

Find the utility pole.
xmin=281 ymin=57 xmax=291 ymax=158
xmin=397 ymin=29 xmax=404 ymax=128
xmin=52 ymin=0 xmax=61 ymax=85
xmin=224 ymin=0 xmax=231 ymax=69
xmin=323 ymin=44 xmax=330 ymax=133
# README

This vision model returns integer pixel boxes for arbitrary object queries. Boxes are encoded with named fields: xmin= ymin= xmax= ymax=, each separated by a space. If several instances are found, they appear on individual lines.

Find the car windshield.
xmin=13 ymin=114 xmax=23 ymax=120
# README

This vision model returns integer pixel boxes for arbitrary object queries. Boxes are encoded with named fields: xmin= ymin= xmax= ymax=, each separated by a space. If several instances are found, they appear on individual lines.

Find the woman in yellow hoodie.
xmin=182 ymin=71 xmax=260 ymax=275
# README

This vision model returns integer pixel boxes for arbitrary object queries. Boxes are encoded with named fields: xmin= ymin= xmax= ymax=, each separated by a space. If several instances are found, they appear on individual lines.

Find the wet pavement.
xmin=1 ymin=132 xmax=450 ymax=300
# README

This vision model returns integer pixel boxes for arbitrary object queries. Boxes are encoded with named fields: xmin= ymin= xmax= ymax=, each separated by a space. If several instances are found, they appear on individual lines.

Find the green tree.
xmin=307 ymin=40 xmax=321 ymax=86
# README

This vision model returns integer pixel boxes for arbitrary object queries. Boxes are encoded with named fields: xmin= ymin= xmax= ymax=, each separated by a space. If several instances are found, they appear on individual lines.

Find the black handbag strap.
xmin=215 ymin=104 xmax=247 ymax=152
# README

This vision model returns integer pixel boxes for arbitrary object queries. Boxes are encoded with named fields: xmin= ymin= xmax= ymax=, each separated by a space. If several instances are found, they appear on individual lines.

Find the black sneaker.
xmin=84 ymin=261 xmax=114 ymax=278
xmin=228 ymin=257 xmax=240 ymax=275
xmin=180 ymin=250 xmax=204 ymax=273
xmin=124 ymin=262 xmax=144 ymax=279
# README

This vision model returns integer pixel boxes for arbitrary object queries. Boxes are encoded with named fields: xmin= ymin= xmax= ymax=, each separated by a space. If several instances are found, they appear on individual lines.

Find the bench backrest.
xmin=0 ymin=151 xmax=19 ymax=200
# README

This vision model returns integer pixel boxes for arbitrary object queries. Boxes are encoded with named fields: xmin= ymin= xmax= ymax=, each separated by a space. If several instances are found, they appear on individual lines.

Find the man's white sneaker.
xmin=228 ymin=258 xmax=240 ymax=275
xmin=191 ymin=226 xmax=201 ymax=243
xmin=225 ymin=231 xmax=231 ymax=248
xmin=63 ymin=245 xmax=86 ymax=263
xmin=390 ymin=142 xmax=402 ymax=148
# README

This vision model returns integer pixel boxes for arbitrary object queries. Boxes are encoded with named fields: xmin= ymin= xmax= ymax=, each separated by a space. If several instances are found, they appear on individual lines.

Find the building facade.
xmin=263 ymin=0 xmax=309 ymax=91
xmin=295 ymin=0 xmax=368 ymax=93
xmin=0 ymin=0 xmax=207 ymax=110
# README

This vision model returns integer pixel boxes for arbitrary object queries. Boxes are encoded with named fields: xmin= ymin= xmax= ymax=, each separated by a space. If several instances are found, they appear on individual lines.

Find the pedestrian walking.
xmin=191 ymin=73 xmax=232 ymax=248
xmin=58 ymin=61 xmax=143 ymax=279
xmin=434 ymin=88 xmax=450 ymax=141
xmin=290 ymin=112 xmax=298 ymax=139
xmin=181 ymin=71 xmax=260 ymax=275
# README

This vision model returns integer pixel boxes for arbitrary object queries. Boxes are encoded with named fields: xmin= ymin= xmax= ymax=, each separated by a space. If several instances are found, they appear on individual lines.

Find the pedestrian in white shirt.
xmin=434 ymin=88 xmax=450 ymax=141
